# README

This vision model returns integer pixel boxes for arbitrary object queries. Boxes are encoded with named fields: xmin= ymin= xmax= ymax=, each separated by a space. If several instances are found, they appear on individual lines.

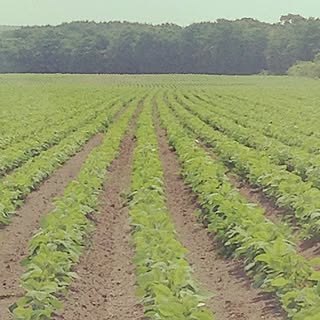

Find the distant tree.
xmin=0 ymin=17 xmax=319 ymax=74
xmin=266 ymin=16 xmax=320 ymax=74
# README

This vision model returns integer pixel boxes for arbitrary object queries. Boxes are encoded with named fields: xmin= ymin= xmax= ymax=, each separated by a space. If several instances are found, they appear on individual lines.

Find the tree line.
xmin=0 ymin=14 xmax=319 ymax=75
xmin=288 ymin=53 xmax=320 ymax=78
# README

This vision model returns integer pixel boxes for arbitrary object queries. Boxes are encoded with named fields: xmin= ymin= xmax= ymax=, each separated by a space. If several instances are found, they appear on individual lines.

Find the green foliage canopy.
xmin=0 ymin=15 xmax=319 ymax=74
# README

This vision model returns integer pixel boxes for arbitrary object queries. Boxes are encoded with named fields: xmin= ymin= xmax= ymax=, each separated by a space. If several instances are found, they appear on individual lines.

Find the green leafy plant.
xmin=0 ymin=95 xmax=136 ymax=226
xmin=129 ymin=96 xmax=215 ymax=320
xmin=166 ymin=93 xmax=320 ymax=239
xmin=10 ymin=96 xmax=142 ymax=320
xmin=157 ymin=95 xmax=320 ymax=319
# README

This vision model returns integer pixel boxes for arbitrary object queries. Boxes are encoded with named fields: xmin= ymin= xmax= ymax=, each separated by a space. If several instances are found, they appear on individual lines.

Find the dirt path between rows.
xmin=227 ymin=174 xmax=289 ymax=225
xmin=173 ymin=96 xmax=301 ymax=224
xmin=191 ymin=120 xmax=320 ymax=264
xmin=210 ymin=150 xmax=320 ymax=263
xmin=0 ymin=133 xmax=104 ymax=320
xmin=227 ymin=173 xmax=320 ymax=263
xmin=154 ymin=114 xmax=286 ymax=320
xmin=54 ymin=105 xmax=144 ymax=320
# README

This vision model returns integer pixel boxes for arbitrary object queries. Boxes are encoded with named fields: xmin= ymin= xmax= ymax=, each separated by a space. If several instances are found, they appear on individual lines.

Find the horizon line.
xmin=1 ymin=14 xmax=319 ymax=28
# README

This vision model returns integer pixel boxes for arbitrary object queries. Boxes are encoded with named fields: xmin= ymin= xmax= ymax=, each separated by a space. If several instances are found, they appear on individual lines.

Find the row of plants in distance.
xmin=191 ymin=91 xmax=320 ymax=153
xmin=0 ymin=93 xmax=121 ymax=176
xmin=166 ymin=93 xmax=320 ymax=239
xmin=0 ymin=84 xmax=129 ymax=150
xmin=0 ymin=94 xmax=136 ymax=225
xmin=128 ymin=96 xmax=214 ymax=320
xmin=9 ymin=95 xmax=142 ymax=320
xmin=176 ymin=92 xmax=320 ymax=189
xmin=194 ymin=88 xmax=320 ymax=148
xmin=157 ymin=96 xmax=320 ymax=320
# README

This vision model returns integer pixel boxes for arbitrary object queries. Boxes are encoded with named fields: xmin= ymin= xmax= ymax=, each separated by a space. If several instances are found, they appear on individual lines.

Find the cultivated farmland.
xmin=0 ymin=74 xmax=320 ymax=320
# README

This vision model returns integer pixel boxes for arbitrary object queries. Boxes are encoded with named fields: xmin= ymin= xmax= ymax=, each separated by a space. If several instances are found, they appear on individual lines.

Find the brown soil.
xmin=228 ymin=173 xmax=320 ymax=264
xmin=0 ymin=133 xmax=104 ymax=320
xmin=198 ymin=139 xmax=288 ymax=226
xmin=154 ymin=115 xmax=286 ymax=320
xmin=298 ymin=240 xmax=320 ymax=269
xmin=201 ymin=141 xmax=320 ymax=263
xmin=174 ymin=95 xmax=301 ymax=230
xmin=227 ymin=173 xmax=289 ymax=225
xmin=54 ymin=106 xmax=144 ymax=320
xmin=223 ymin=167 xmax=320 ymax=264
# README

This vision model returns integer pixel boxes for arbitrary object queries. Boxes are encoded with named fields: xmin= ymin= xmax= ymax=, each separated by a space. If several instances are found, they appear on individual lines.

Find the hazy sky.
xmin=1 ymin=0 xmax=319 ymax=26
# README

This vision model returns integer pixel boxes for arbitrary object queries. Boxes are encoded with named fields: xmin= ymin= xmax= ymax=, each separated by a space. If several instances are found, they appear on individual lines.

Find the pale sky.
xmin=0 ymin=0 xmax=319 ymax=26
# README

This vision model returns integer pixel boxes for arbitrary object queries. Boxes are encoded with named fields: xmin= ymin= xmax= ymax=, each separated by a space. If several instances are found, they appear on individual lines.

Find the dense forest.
xmin=0 ymin=14 xmax=319 ymax=74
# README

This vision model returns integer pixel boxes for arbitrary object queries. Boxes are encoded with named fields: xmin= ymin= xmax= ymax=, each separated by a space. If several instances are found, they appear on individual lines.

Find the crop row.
xmin=128 ymin=95 xmax=214 ymax=320
xmin=0 ymin=94 xmax=136 ymax=225
xmin=197 ymin=87 xmax=320 ymax=144
xmin=157 ymin=95 xmax=320 ymax=320
xmin=0 ymin=88 xmax=89 ymax=150
xmin=10 ymin=95 xmax=141 ymax=320
xmin=0 ymin=94 xmax=120 ymax=176
xmin=165 ymin=93 xmax=320 ymax=238
xmin=190 ymin=91 xmax=320 ymax=153
xmin=177 ymin=92 xmax=320 ymax=189
xmin=0 ymin=85 xmax=134 ymax=150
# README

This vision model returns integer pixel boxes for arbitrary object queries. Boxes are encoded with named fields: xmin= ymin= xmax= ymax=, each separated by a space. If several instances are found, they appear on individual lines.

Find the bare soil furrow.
xmin=54 ymin=105 xmax=144 ymax=320
xmin=201 ymin=140 xmax=320 ymax=263
xmin=0 ymin=133 xmax=104 ymax=320
xmin=227 ymin=173 xmax=320 ymax=263
xmin=154 ymin=113 xmax=286 ymax=320
xmin=198 ymin=140 xmax=288 ymax=226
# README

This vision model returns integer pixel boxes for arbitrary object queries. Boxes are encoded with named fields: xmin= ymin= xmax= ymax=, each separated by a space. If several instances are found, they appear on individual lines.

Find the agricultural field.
xmin=0 ymin=74 xmax=320 ymax=320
